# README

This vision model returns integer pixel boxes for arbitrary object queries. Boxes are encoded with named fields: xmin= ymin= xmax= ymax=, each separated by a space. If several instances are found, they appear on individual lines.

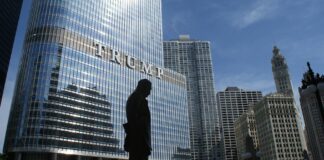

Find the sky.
xmin=1 ymin=0 xmax=324 ymax=153
xmin=162 ymin=0 xmax=324 ymax=94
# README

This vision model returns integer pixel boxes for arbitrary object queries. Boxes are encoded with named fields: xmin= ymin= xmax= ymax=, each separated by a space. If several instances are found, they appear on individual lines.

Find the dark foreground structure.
xmin=0 ymin=0 xmax=23 ymax=105
xmin=299 ymin=62 xmax=324 ymax=160
xmin=5 ymin=0 xmax=190 ymax=159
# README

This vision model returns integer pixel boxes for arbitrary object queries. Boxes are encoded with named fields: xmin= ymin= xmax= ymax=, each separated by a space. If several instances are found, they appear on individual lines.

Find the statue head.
xmin=135 ymin=79 xmax=152 ymax=98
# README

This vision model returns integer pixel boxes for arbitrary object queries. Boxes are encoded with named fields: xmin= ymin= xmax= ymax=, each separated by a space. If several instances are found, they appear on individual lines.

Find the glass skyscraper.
xmin=0 ymin=0 xmax=23 ymax=105
xmin=164 ymin=35 xmax=221 ymax=160
xmin=5 ymin=0 xmax=190 ymax=159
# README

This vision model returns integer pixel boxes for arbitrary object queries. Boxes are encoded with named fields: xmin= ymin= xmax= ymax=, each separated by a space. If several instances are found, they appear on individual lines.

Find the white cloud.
xmin=232 ymin=0 xmax=280 ymax=29
xmin=228 ymin=0 xmax=324 ymax=29
xmin=168 ymin=11 xmax=191 ymax=34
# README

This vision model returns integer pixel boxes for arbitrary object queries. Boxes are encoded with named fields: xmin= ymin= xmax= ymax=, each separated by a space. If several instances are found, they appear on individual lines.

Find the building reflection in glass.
xmin=5 ymin=0 xmax=190 ymax=159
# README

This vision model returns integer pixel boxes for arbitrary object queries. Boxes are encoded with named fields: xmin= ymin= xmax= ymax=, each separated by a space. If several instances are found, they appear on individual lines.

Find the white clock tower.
xmin=271 ymin=46 xmax=294 ymax=96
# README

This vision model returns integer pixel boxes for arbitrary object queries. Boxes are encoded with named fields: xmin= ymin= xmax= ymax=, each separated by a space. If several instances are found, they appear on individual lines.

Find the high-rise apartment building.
xmin=254 ymin=93 xmax=304 ymax=160
xmin=0 ymin=0 xmax=23 ymax=105
xmin=234 ymin=107 xmax=259 ymax=160
xmin=164 ymin=35 xmax=221 ymax=160
xmin=299 ymin=62 xmax=324 ymax=160
xmin=217 ymin=87 xmax=262 ymax=160
xmin=5 ymin=1 xmax=191 ymax=159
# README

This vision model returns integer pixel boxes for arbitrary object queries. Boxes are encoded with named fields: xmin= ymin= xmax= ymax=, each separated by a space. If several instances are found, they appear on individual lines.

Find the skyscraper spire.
xmin=271 ymin=46 xmax=294 ymax=96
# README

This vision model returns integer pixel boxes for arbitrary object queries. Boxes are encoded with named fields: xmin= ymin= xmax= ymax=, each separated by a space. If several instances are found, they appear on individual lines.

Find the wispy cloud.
xmin=232 ymin=0 xmax=280 ymax=29
xmin=228 ymin=0 xmax=324 ymax=29
xmin=168 ymin=11 xmax=191 ymax=34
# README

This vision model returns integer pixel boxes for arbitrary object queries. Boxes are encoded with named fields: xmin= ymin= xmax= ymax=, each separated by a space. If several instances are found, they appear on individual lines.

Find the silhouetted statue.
xmin=124 ymin=79 xmax=152 ymax=160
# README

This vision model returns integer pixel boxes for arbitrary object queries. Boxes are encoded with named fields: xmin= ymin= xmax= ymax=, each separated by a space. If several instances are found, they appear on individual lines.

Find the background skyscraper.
xmin=0 ymin=0 xmax=23 ymax=105
xmin=217 ymin=87 xmax=262 ymax=160
xmin=299 ymin=63 xmax=324 ymax=160
xmin=251 ymin=46 xmax=306 ymax=159
xmin=234 ymin=107 xmax=259 ymax=160
xmin=254 ymin=93 xmax=304 ymax=160
xmin=164 ymin=35 xmax=221 ymax=160
xmin=5 ymin=0 xmax=190 ymax=159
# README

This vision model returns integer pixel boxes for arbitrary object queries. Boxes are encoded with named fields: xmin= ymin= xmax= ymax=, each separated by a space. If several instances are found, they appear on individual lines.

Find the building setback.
xmin=217 ymin=87 xmax=262 ymax=160
xmin=164 ymin=35 xmax=221 ymax=160
xmin=254 ymin=93 xmax=304 ymax=160
xmin=0 ymin=0 xmax=23 ymax=105
xmin=234 ymin=107 xmax=259 ymax=160
xmin=299 ymin=63 xmax=324 ymax=160
xmin=5 ymin=0 xmax=191 ymax=160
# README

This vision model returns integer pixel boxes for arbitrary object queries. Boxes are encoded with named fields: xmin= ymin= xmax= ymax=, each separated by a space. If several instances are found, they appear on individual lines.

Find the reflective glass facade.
xmin=164 ymin=36 xmax=221 ymax=160
xmin=5 ymin=0 xmax=190 ymax=159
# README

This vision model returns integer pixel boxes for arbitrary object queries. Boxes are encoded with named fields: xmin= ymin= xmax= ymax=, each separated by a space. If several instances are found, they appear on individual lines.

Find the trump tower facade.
xmin=5 ymin=0 xmax=190 ymax=160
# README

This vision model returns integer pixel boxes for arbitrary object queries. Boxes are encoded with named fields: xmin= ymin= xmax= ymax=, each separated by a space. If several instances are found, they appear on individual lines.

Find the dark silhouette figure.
xmin=124 ymin=79 xmax=152 ymax=160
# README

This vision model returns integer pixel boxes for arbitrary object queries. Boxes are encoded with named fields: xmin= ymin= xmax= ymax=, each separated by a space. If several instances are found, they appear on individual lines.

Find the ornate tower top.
xmin=271 ymin=46 xmax=294 ymax=96
xmin=301 ymin=62 xmax=324 ymax=89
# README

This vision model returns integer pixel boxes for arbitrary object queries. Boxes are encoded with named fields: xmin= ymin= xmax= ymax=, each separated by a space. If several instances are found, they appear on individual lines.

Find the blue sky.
xmin=1 ymin=0 xmax=324 ymax=153
xmin=163 ymin=0 xmax=324 ymax=95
